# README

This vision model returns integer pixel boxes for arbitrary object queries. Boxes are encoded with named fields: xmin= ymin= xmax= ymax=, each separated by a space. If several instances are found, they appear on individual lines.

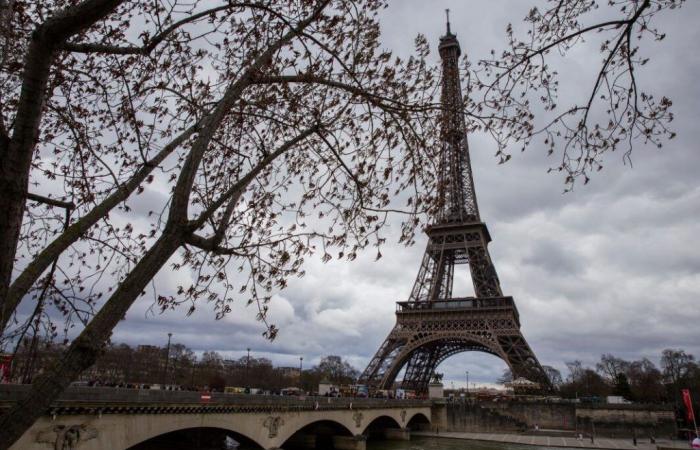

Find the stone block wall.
xmin=444 ymin=401 xmax=676 ymax=438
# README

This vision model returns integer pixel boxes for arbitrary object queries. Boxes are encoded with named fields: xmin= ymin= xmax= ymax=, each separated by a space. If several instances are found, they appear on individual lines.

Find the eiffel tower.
xmin=359 ymin=14 xmax=551 ymax=394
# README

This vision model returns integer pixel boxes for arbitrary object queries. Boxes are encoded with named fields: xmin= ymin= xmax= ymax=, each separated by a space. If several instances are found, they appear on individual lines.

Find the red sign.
xmin=682 ymin=389 xmax=695 ymax=422
xmin=200 ymin=392 xmax=212 ymax=403
xmin=0 ymin=354 xmax=12 ymax=383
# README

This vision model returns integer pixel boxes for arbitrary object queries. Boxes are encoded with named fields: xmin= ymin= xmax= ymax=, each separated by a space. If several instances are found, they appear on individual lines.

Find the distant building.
xmin=278 ymin=367 xmax=301 ymax=379
xmin=222 ymin=359 xmax=239 ymax=369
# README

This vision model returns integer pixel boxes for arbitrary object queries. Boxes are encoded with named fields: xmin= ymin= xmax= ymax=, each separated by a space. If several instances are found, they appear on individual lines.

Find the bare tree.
xmin=542 ymin=365 xmax=563 ymax=388
xmin=0 ymin=1 xmax=440 ymax=445
xmin=497 ymin=368 xmax=513 ymax=384
xmin=626 ymin=358 xmax=664 ymax=403
xmin=661 ymin=348 xmax=695 ymax=386
xmin=596 ymin=353 xmax=630 ymax=382
xmin=0 ymin=0 xmax=684 ymax=446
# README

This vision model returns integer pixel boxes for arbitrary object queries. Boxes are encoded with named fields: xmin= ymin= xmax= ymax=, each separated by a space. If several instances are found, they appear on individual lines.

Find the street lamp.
xmin=163 ymin=332 xmax=172 ymax=386
xmin=465 ymin=371 xmax=469 ymax=395
xmin=246 ymin=348 xmax=251 ymax=392
xmin=299 ymin=357 xmax=304 ymax=390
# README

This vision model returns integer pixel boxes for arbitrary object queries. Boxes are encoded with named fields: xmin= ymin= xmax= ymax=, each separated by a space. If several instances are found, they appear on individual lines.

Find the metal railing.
xmin=0 ymin=385 xmax=431 ymax=410
xmin=396 ymin=296 xmax=516 ymax=312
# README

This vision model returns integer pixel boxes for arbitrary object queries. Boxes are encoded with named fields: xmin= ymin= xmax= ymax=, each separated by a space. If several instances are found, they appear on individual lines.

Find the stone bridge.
xmin=1 ymin=386 xmax=434 ymax=450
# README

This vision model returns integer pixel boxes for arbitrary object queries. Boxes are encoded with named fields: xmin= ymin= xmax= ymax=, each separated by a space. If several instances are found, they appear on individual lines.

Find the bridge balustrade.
xmin=0 ymin=385 xmax=431 ymax=414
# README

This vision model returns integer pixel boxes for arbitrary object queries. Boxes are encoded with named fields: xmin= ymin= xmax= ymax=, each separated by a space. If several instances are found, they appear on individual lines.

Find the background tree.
xmin=543 ymin=365 xmax=563 ymax=389
xmin=314 ymin=355 xmax=360 ymax=384
xmin=168 ymin=343 xmax=197 ymax=386
xmin=661 ymin=349 xmax=695 ymax=387
xmin=301 ymin=355 xmax=359 ymax=393
xmin=497 ymin=368 xmax=513 ymax=385
xmin=596 ymin=353 xmax=630 ymax=383
xmin=559 ymin=360 xmax=610 ymax=399
xmin=611 ymin=372 xmax=633 ymax=400
xmin=626 ymin=358 xmax=665 ymax=403
xmin=661 ymin=349 xmax=698 ymax=406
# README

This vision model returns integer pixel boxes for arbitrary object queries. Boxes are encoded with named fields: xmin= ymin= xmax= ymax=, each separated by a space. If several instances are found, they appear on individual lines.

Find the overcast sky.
xmin=108 ymin=0 xmax=700 ymax=388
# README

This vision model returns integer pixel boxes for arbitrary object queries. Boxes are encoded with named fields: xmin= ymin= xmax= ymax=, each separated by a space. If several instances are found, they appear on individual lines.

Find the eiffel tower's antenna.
xmin=445 ymin=8 xmax=451 ymax=34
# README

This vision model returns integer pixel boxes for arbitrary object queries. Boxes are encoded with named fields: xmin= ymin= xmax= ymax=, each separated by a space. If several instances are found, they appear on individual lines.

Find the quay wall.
xmin=444 ymin=401 xmax=676 ymax=438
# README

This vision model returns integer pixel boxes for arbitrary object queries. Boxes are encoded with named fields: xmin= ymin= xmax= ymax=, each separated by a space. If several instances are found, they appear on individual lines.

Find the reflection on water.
xmin=366 ymin=437 xmax=567 ymax=450
xmin=139 ymin=434 xmax=598 ymax=450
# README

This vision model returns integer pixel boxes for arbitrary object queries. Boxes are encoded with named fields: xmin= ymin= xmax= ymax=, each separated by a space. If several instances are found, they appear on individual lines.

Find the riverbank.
xmin=411 ymin=431 xmax=690 ymax=450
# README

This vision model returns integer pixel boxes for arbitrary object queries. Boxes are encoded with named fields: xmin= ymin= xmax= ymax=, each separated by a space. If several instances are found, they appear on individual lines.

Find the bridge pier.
xmin=431 ymin=401 xmax=448 ymax=432
xmin=333 ymin=434 xmax=367 ymax=450
xmin=384 ymin=427 xmax=411 ymax=440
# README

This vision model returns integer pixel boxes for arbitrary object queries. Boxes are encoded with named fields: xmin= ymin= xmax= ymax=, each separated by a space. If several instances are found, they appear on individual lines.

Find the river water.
xmin=139 ymin=433 xmax=589 ymax=450
xmin=221 ymin=436 xmax=585 ymax=450
xmin=367 ymin=437 xmax=554 ymax=450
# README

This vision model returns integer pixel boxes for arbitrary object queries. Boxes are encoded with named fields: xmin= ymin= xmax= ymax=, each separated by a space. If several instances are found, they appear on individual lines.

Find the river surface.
xmin=213 ymin=436 xmax=591 ymax=450
xmin=138 ymin=434 xmax=597 ymax=450
xmin=367 ymin=437 xmax=563 ymax=450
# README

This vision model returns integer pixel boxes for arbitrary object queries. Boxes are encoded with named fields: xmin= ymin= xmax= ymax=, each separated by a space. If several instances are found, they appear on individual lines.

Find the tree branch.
xmin=26 ymin=193 xmax=75 ymax=210
xmin=2 ymin=123 xmax=198 ymax=334
xmin=168 ymin=0 xmax=331 ymax=223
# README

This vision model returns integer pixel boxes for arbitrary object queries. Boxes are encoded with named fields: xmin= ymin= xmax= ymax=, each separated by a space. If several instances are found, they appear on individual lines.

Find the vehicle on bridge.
xmin=281 ymin=387 xmax=303 ymax=396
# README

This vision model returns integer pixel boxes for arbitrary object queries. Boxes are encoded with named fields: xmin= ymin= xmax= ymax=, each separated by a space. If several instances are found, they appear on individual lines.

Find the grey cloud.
xmin=77 ymin=0 xmax=700 ymax=388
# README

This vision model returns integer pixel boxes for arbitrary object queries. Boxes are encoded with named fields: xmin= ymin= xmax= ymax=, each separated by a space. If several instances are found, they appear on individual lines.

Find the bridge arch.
xmin=279 ymin=419 xmax=354 ymax=449
xmin=128 ymin=426 xmax=263 ymax=450
xmin=362 ymin=415 xmax=402 ymax=439
xmin=406 ymin=412 xmax=431 ymax=431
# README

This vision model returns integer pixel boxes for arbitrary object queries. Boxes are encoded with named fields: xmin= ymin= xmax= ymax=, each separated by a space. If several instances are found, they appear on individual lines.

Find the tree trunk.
xmin=0 ymin=39 xmax=54 ymax=333
xmin=0 ymin=0 xmax=126 ymax=332
xmin=0 ymin=229 xmax=182 ymax=450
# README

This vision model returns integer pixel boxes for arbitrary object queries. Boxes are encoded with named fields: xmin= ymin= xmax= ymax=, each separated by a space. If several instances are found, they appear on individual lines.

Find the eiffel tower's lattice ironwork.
xmin=359 ymin=16 xmax=551 ymax=394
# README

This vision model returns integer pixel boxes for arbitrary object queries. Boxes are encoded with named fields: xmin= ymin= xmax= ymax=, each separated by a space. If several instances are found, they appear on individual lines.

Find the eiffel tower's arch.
xmin=378 ymin=333 xmax=506 ymax=390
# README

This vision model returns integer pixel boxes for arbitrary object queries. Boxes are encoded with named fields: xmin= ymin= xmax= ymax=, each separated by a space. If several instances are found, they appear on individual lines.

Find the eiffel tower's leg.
xmin=401 ymin=346 xmax=442 ymax=392
xmin=359 ymin=325 xmax=407 ymax=389
xmin=407 ymin=249 xmax=436 ymax=303
xmin=497 ymin=333 xmax=551 ymax=388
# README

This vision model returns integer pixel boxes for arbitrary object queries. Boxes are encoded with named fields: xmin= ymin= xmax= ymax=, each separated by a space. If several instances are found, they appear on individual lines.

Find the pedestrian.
xmin=691 ymin=435 xmax=700 ymax=450
xmin=577 ymin=433 xmax=583 ymax=441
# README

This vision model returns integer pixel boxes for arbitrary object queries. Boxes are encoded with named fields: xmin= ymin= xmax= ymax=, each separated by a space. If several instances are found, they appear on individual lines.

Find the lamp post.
xmin=465 ymin=371 xmax=469 ymax=395
xmin=245 ymin=348 xmax=251 ymax=392
xmin=163 ymin=332 xmax=172 ymax=386
xmin=299 ymin=356 xmax=303 ymax=391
